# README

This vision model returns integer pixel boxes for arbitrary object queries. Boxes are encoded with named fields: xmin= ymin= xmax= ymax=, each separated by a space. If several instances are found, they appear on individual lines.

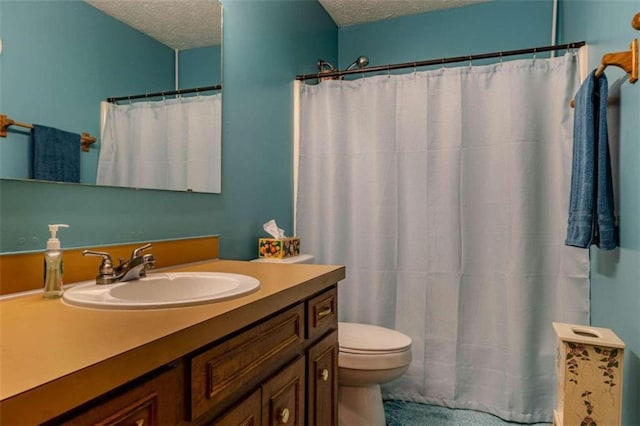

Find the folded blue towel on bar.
xmin=565 ymin=70 xmax=616 ymax=250
xmin=31 ymin=124 xmax=81 ymax=183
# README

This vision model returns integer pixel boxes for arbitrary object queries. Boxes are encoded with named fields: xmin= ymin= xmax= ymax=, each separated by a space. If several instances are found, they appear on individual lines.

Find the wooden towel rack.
xmin=571 ymin=12 xmax=639 ymax=107
xmin=594 ymin=38 xmax=638 ymax=83
xmin=0 ymin=114 xmax=96 ymax=152
xmin=594 ymin=11 xmax=639 ymax=83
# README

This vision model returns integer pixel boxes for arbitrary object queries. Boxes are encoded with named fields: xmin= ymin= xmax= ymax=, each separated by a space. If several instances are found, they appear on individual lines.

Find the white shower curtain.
xmin=97 ymin=94 xmax=222 ymax=193
xmin=296 ymin=53 xmax=589 ymax=423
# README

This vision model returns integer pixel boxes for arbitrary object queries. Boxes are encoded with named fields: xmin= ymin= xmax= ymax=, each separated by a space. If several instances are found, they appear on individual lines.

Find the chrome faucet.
xmin=83 ymin=243 xmax=155 ymax=285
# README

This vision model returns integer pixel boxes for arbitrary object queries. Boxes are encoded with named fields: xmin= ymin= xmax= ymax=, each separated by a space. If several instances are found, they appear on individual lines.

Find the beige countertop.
xmin=0 ymin=260 xmax=345 ymax=424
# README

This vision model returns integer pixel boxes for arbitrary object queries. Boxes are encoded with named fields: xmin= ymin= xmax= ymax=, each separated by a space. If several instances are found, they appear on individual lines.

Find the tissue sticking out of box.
xmin=259 ymin=220 xmax=300 ymax=258
xmin=263 ymin=219 xmax=286 ymax=239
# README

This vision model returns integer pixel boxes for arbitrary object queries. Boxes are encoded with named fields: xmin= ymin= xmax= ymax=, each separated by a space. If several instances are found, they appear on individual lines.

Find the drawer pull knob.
xmin=135 ymin=420 xmax=145 ymax=426
xmin=279 ymin=408 xmax=290 ymax=424
xmin=317 ymin=307 xmax=332 ymax=318
xmin=320 ymin=368 xmax=329 ymax=382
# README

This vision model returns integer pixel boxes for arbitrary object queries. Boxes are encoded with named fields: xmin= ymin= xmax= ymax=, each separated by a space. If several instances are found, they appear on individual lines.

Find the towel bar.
xmin=0 ymin=114 xmax=96 ymax=152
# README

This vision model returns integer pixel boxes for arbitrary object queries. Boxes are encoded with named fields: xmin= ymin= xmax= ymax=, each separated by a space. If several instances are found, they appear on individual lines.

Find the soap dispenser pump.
xmin=43 ymin=224 xmax=69 ymax=299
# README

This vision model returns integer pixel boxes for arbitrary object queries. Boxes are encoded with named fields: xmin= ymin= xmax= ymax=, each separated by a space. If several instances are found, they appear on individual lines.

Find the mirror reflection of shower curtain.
xmin=296 ymin=53 xmax=589 ymax=423
xmin=97 ymin=94 xmax=222 ymax=193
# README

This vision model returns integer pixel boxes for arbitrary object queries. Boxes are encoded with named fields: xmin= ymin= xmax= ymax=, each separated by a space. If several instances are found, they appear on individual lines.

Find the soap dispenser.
xmin=43 ymin=224 xmax=69 ymax=299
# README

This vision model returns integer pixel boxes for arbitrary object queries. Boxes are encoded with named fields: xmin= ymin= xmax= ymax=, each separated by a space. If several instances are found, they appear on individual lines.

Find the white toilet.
xmin=338 ymin=322 xmax=412 ymax=426
xmin=251 ymin=254 xmax=412 ymax=426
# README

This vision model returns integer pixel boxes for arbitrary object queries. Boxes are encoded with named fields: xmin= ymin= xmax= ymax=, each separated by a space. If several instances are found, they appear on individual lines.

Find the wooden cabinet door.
xmin=191 ymin=304 xmax=304 ymax=421
xmin=261 ymin=357 xmax=305 ymax=426
xmin=212 ymin=389 xmax=261 ymax=426
xmin=306 ymin=330 xmax=338 ymax=426
xmin=60 ymin=363 xmax=184 ymax=426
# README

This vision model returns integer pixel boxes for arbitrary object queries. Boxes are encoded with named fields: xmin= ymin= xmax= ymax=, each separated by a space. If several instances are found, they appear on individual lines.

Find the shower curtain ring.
xmin=468 ymin=56 xmax=473 ymax=68
xmin=533 ymin=48 xmax=537 ymax=61
xmin=387 ymin=64 xmax=391 ymax=77
xmin=413 ymin=62 xmax=417 ymax=74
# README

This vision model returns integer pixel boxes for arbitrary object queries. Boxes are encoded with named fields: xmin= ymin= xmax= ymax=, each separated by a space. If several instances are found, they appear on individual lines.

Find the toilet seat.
xmin=338 ymin=322 xmax=412 ymax=370
xmin=339 ymin=322 xmax=412 ymax=352
xmin=340 ymin=346 xmax=409 ymax=355
xmin=339 ymin=348 xmax=412 ymax=371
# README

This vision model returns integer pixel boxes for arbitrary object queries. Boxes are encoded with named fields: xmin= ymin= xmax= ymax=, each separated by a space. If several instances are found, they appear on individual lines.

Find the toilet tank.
xmin=250 ymin=254 xmax=315 ymax=264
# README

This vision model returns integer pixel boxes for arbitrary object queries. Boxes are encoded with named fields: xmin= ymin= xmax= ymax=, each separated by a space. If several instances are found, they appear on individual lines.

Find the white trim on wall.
xmin=292 ymin=80 xmax=301 ymax=236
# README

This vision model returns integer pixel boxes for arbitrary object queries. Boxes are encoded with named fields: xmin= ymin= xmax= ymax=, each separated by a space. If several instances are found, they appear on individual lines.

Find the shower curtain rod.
xmin=106 ymin=84 xmax=222 ymax=103
xmin=295 ymin=41 xmax=586 ymax=81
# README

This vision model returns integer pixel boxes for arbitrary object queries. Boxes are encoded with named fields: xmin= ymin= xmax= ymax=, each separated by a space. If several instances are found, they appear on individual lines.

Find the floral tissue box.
xmin=258 ymin=237 xmax=300 ymax=259
xmin=552 ymin=322 xmax=625 ymax=426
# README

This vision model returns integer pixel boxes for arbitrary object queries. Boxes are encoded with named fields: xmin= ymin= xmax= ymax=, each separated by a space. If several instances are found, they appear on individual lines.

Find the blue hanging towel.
xmin=565 ymin=70 xmax=616 ymax=250
xmin=30 ymin=124 xmax=81 ymax=183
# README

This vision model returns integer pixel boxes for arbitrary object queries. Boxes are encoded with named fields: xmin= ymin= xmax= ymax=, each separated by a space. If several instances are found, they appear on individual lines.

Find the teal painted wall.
xmin=0 ymin=180 xmax=221 ymax=252
xmin=217 ymin=0 xmax=337 ymax=258
xmin=559 ymin=2 xmax=640 ymax=424
xmin=0 ymin=0 xmax=338 ymax=259
xmin=179 ymin=45 xmax=222 ymax=89
xmin=338 ymin=0 xmax=553 ymax=70
xmin=0 ymin=0 xmax=174 ymax=183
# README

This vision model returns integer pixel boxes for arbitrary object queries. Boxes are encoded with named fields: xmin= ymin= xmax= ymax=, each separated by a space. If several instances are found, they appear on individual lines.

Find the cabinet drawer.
xmin=306 ymin=287 xmax=337 ymax=340
xmin=99 ymin=395 xmax=156 ymax=426
xmin=191 ymin=304 xmax=304 ymax=420
xmin=59 ymin=363 xmax=184 ymax=426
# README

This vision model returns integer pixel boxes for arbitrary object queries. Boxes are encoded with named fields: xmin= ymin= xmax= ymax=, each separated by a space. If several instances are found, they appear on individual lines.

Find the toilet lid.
xmin=339 ymin=322 xmax=412 ymax=353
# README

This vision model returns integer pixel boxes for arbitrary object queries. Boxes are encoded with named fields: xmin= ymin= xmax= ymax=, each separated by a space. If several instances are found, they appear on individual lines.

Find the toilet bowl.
xmin=251 ymin=254 xmax=412 ymax=425
xmin=338 ymin=322 xmax=412 ymax=426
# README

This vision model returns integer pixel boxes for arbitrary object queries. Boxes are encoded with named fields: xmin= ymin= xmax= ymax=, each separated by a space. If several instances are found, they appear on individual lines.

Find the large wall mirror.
xmin=0 ymin=0 xmax=222 ymax=193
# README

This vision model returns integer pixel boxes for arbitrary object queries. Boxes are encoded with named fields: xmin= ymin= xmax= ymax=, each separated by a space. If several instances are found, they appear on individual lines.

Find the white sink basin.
xmin=62 ymin=272 xmax=260 ymax=310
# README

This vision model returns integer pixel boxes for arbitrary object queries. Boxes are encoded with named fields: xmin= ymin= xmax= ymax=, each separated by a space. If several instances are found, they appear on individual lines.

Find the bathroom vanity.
xmin=0 ymin=260 xmax=344 ymax=425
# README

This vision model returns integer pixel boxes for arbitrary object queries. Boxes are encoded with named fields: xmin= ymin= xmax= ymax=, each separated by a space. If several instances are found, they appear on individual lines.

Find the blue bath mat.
xmin=383 ymin=400 xmax=552 ymax=426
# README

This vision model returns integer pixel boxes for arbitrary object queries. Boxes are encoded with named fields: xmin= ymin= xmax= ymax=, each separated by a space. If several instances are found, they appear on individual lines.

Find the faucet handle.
xmin=132 ymin=243 xmax=152 ymax=258
xmin=82 ymin=250 xmax=114 ymax=275
xmin=143 ymin=253 xmax=156 ymax=267
xmin=139 ymin=253 xmax=156 ymax=278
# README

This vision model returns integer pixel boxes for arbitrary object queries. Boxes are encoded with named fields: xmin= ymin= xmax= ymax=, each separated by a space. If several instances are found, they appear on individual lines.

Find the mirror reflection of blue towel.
xmin=30 ymin=124 xmax=81 ymax=183
xmin=565 ymin=70 xmax=616 ymax=250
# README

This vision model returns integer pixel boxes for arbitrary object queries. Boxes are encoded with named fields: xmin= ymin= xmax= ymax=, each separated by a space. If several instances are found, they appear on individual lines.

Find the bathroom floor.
xmin=383 ymin=401 xmax=552 ymax=426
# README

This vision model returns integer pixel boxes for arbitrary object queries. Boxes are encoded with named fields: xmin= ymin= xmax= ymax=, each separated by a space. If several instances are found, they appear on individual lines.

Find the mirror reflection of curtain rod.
xmin=106 ymin=84 xmax=222 ymax=104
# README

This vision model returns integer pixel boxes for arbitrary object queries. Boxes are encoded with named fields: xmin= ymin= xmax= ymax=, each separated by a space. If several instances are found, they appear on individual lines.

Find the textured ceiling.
xmin=83 ymin=0 xmax=490 ymax=50
xmin=319 ymin=0 xmax=490 ymax=27
xmin=84 ymin=0 xmax=222 ymax=50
